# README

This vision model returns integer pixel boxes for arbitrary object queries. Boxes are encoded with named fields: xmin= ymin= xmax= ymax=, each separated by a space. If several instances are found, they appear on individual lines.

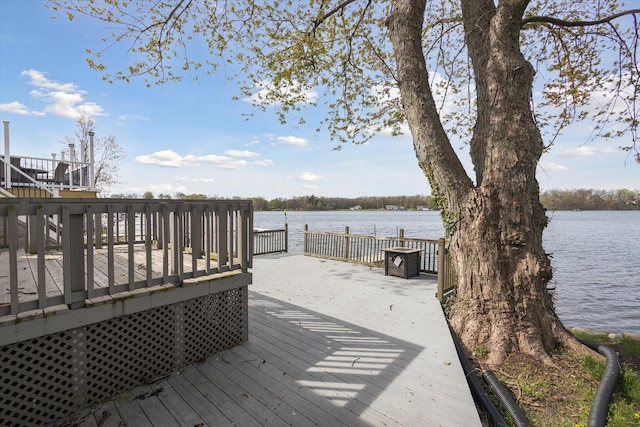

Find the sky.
xmin=0 ymin=1 xmax=637 ymax=199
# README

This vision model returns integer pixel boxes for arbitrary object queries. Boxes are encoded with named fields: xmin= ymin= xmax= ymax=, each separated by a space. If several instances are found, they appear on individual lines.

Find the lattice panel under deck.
xmin=0 ymin=286 xmax=248 ymax=427
xmin=0 ymin=331 xmax=85 ymax=426
xmin=180 ymin=286 xmax=248 ymax=366
xmin=83 ymin=305 xmax=176 ymax=404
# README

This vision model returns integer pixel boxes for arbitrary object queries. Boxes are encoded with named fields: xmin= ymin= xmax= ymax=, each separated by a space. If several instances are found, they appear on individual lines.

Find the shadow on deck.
xmin=65 ymin=255 xmax=481 ymax=427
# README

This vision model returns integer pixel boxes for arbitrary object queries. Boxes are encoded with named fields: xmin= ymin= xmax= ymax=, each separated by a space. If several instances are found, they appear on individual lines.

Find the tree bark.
xmin=387 ymin=0 xmax=587 ymax=365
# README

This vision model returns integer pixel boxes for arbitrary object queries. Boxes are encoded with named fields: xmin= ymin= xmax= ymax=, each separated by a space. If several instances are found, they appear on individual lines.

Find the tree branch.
xmin=313 ymin=0 xmax=358 ymax=32
xmin=522 ymin=8 xmax=640 ymax=28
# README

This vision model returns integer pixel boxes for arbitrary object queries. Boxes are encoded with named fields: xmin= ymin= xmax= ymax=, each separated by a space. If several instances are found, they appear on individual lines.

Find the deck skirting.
xmin=0 ymin=283 xmax=249 ymax=427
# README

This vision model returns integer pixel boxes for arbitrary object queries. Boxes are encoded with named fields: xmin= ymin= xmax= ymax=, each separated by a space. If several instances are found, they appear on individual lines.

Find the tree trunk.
xmin=387 ymin=0 xmax=587 ymax=365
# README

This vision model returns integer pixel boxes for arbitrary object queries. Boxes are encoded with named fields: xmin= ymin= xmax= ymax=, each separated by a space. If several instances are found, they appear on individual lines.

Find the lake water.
xmin=254 ymin=210 xmax=639 ymax=334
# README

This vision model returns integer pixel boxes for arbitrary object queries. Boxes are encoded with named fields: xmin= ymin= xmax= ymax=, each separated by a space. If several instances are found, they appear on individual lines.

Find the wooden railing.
xmin=303 ymin=225 xmax=457 ymax=302
xmin=0 ymin=199 xmax=253 ymax=318
xmin=254 ymin=224 xmax=288 ymax=255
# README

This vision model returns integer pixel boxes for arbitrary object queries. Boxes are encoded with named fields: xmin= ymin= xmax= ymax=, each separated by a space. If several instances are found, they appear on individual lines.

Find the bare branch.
xmin=313 ymin=0 xmax=358 ymax=32
xmin=522 ymin=8 xmax=640 ymax=28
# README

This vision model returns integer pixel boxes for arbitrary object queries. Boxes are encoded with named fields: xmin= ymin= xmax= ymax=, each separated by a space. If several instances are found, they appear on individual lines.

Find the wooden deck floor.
xmin=65 ymin=254 xmax=481 ymax=427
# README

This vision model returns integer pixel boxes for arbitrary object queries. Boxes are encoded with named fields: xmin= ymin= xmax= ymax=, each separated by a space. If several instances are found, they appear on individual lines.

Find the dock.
xmin=67 ymin=254 xmax=481 ymax=427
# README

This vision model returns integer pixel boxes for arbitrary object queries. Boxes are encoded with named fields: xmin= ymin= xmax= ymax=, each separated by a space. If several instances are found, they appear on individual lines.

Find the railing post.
xmin=399 ymin=228 xmax=405 ymax=247
xmin=304 ymin=224 xmax=308 ymax=253
xmin=127 ymin=204 xmax=135 ymax=289
xmin=284 ymin=222 xmax=288 ymax=253
xmin=94 ymin=210 xmax=103 ymax=249
xmin=343 ymin=226 xmax=350 ymax=260
xmin=217 ymin=204 xmax=229 ymax=271
xmin=8 ymin=206 xmax=19 ymax=314
xmin=63 ymin=207 xmax=86 ymax=309
xmin=28 ymin=215 xmax=38 ymax=254
xmin=245 ymin=203 xmax=253 ymax=269
xmin=191 ymin=204 xmax=203 ymax=274
xmin=437 ymin=238 xmax=446 ymax=303
xmin=3 ymin=121 xmax=11 ymax=189
xmin=88 ymin=131 xmax=95 ymax=190
xmin=157 ymin=210 xmax=164 ymax=249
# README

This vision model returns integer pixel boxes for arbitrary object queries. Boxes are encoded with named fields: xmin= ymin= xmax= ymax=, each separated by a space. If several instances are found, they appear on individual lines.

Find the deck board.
xmin=130 ymin=383 xmax=182 ymax=427
xmin=8 ymin=251 xmax=481 ymax=426
xmin=197 ymin=356 xmax=309 ymax=426
xmin=225 ymin=344 xmax=358 ymax=426
xmin=164 ymin=372 xmax=230 ymax=425
xmin=152 ymin=380 xmax=207 ymax=427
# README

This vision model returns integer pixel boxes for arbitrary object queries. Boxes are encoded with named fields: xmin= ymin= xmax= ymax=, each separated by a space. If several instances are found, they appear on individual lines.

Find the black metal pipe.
xmin=482 ymin=370 xmax=530 ymax=427
xmin=448 ymin=325 xmax=508 ymax=426
xmin=579 ymin=339 xmax=620 ymax=427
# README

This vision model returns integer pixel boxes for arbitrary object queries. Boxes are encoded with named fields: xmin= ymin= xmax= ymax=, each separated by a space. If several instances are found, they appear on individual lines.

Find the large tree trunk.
xmin=387 ymin=0 xmax=587 ymax=365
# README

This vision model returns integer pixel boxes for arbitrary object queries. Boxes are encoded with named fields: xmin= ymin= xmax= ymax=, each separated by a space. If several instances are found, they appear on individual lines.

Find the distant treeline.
xmin=540 ymin=188 xmax=638 ymax=211
xmin=109 ymin=192 xmax=439 ymax=211
xmin=109 ymin=189 xmax=638 ymax=211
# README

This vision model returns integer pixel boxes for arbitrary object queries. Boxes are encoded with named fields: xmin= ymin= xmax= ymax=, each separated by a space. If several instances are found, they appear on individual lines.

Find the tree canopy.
xmin=49 ymin=0 xmax=640 ymax=366
xmin=50 ymin=0 xmax=639 ymax=161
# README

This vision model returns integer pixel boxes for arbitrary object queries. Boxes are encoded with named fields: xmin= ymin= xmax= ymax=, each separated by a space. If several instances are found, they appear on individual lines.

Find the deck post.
xmin=63 ymin=208 xmax=86 ymax=309
xmin=94 ymin=211 xmax=103 ymax=249
xmin=157 ymin=211 xmax=164 ymax=249
xmin=191 ymin=205 xmax=203 ymax=274
xmin=304 ymin=224 xmax=308 ymax=253
xmin=343 ymin=226 xmax=350 ymax=259
xmin=437 ymin=238 xmax=446 ymax=303
xmin=28 ymin=215 xmax=38 ymax=254
xmin=284 ymin=223 xmax=288 ymax=253
xmin=399 ymin=229 xmax=405 ymax=247
xmin=3 ymin=121 xmax=10 ymax=189
xmin=217 ymin=204 xmax=229 ymax=271
xmin=88 ymin=131 xmax=95 ymax=190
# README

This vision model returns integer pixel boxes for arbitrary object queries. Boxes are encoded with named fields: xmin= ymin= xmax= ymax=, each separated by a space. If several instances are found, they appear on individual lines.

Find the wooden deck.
xmin=1 ymin=244 xmax=235 ymax=308
xmin=64 ymin=254 xmax=481 ymax=427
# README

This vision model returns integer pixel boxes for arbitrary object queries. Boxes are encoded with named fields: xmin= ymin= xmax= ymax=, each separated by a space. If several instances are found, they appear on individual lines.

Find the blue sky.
xmin=1 ymin=1 xmax=637 ymax=199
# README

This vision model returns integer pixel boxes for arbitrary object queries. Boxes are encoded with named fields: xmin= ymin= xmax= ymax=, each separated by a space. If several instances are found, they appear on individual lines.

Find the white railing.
xmin=1 ymin=154 xmax=93 ymax=194
xmin=0 ymin=199 xmax=253 ymax=318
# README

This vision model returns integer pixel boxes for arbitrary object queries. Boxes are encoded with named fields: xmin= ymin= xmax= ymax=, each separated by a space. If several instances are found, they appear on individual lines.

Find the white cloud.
xmin=15 ymin=69 xmax=106 ymax=119
xmin=0 ymin=101 xmax=43 ymax=115
xmin=135 ymin=150 xmax=196 ymax=167
xmin=540 ymin=162 xmax=568 ymax=171
xmin=200 ymin=154 xmax=232 ymax=163
xmin=254 ymin=159 xmax=273 ymax=166
xmin=219 ymin=160 xmax=247 ymax=170
xmin=224 ymin=149 xmax=259 ymax=158
xmin=176 ymin=177 xmax=216 ymax=183
xmin=134 ymin=149 xmax=260 ymax=170
xmin=278 ymin=135 xmax=308 ymax=147
xmin=565 ymin=146 xmax=596 ymax=157
xmin=21 ymin=69 xmax=76 ymax=92
xmin=297 ymin=171 xmax=322 ymax=182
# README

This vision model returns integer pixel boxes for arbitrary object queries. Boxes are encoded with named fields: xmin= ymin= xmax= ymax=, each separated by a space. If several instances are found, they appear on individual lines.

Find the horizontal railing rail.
xmin=254 ymin=224 xmax=288 ymax=255
xmin=0 ymin=199 xmax=253 ymax=318
xmin=303 ymin=225 xmax=457 ymax=302
xmin=303 ymin=225 xmax=441 ymax=272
